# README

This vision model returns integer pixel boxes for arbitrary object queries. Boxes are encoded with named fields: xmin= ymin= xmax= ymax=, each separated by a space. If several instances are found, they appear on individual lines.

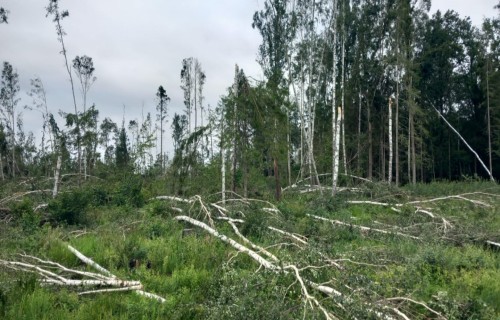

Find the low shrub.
xmin=48 ymin=190 xmax=91 ymax=225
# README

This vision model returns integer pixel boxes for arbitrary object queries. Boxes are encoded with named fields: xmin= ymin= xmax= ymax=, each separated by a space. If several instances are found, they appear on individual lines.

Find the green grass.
xmin=0 ymin=180 xmax=499 ymax=319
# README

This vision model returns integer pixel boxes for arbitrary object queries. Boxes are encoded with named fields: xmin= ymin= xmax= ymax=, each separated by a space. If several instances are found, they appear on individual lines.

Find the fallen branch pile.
xmin=0 ymin=244 xmax=165 ymax=303
xmin=155 ymin=194 xmax=447 ymax=319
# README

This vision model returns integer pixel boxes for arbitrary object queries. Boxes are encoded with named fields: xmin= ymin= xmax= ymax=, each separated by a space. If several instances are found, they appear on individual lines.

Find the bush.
xmin=10 ymin=199 xmax=39 ymax=232
xmin=48 ymin=190 xmax=91 ymax=225
xmin=112 ymin=174 xmax=145 ymax=207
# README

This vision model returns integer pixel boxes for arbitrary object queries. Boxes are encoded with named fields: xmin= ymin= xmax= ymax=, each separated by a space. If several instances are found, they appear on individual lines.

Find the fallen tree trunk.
xmin=307 ymin=214 xmax=420 ymax=240
xmin=175 ymin=215 xmax=277 ymax=270
xmin=431 ymin=104 xmax=494 ymax=181
xmin=0 ymin=244 xmax=165 ymax=303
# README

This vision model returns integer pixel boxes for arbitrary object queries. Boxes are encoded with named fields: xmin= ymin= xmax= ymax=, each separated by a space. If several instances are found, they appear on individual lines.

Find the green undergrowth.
xmin=0 ymin=180 xmax=499 ymax=319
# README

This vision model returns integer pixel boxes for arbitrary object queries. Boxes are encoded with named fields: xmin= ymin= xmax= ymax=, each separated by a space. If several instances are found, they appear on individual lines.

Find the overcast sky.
xmin=0 ymin=0 xmax=497 ymax=157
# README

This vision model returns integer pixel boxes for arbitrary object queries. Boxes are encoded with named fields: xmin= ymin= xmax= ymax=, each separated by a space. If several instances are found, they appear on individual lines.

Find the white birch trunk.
xmin=52 ymin=155 xmax=62 ymax=198
xmin=431 ymin=105 xmax=494 ymax=181
xmin=341 ymin=2 xmax=347 ymax=175
xmin=332 ymin=106 xmax=342 ymax=194
xmin=174 ymin=215 xmax=277 ymax=270
xmin=67 ymin=244 xmax=116 ymax=279
xmin=331 ymin=2 xmax=338 ymax=196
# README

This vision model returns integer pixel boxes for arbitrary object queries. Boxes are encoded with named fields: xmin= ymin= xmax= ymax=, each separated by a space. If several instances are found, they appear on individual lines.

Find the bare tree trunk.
xmin=486 ymin=58 xmax=493 ymax=176
xmin=388 ymin=97 xmax=393 ymax=184
xmin=0 ymin=152 xmax=4 ymax=180
xmin=420 ymin=138 xmax=424 ymax=182
xmin=160 ymin=106 xmax=163 ymax=172
xmin=194 ymin=67 xmax=197 ymax=131
xmin=52 ymin=155 xmax=62 ymax=198
xmin=56 ymin=19 xmax=81 ymax=184
xmin=357 ymin=90 xmax=362 ymax=174
xmin=274 ymin=158 xmax=281 ymax=201
xmin=411 ymin=112 xmax=416 ymax=185
xmin=395 ymin=79 xmax=399 ymax=186
xmin=221 ymin=110 xmax=226 ymax=205
xmin=408 ymin=110 xmax=412 ymax=183
xmin=368 ymin=103 xmax=373 ymax=180
xmin=331 ymin=3 xmax=338 ymax=195
xmin=431 ymin=104 xmax=494 ymax=181
xmin=411 ymin=122 xmax=417 ymax=184
xmin=341 ymin=13 xmax=347 ymax=175
xmin=332 ymin=107 xmax=342 ymax=195
xmin=381 ymin=120 xmax=385 ymax=180
xmin=243 ymin=159 xmax=248 ymax=198
xmin=300 ymin=72 xmax=305 ymax=180
xmin=11 ymin=102 xmax=15 ymax=179
xmin=232 ymin=64 xmax=239 ymax=193
xmin=287 ymin=112 xmax=291 ymax=186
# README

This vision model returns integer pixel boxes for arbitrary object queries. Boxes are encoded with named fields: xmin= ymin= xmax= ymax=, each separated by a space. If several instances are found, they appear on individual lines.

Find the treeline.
xmin=1 ymin=0 xmax=499 ymax=198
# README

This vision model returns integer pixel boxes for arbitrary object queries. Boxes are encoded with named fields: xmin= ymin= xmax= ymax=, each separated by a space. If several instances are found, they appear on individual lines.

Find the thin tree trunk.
xmin=287 ymin=112 xmax=291 ymax=186
xmin=381 ymin=119 xmax=385 ymax=180
xmin=332 ymin=3 xmax=338 ymax=195
xmin=56 ymin=19 xmax=81 ymax=184
xmin=11 ymin=98 xmax=16 ymax=178
xmin=243 ymin=158 xmax=248 ymax=198
xmin=368 ymin=103 xmax=372 ymax=180
xmin=194 ymin=68 xmax=197 ymax=131
xmin=232 ymin=64 xmax=239 ymax=192
xmin=431 ymin=104 xmax=494 ymax=181
xmin=395 ymin=78 xmax=399 ymax=186
xmin=160 ymin=106 xmax=163 ymax=172
xmin=388 ymin=97 xmax=393 ymax=184
xmin=0 ymin=152 xmax=4 ymax=180
xmin=221 ymin=108 xmax=226 ymax=205
xmin=411 ymin=113 xmax=416 ymax=185
xmin=486 ymin=58 xmax=493 ymax=176
xmin=52 ymin=155 xmax=62 ymax=198
xmin=357 ymin=90 xmax=362 ymax=174
xmin=300 ymin=71 xmax=305 ymax=180
xmin=408 ymin=115 xmax=411 ymax=183
xmin=409 ymin=76 xmax=416 ymax=184
xmin=333 ymin=107 xmax=342 ymax=195
xmin=341 ymin=11 xmax=347 ymax=175
xmin=420 ymin=137 xmax=424 ymax=182
xmin=274 ymin=158 xmax=281 ymax=201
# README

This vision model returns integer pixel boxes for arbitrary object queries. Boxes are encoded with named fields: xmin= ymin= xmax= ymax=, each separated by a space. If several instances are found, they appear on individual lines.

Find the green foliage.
xmin=112 ymin=173 xmax=145 ymax=207
xmin=115 ymin=126 xmax=130 ymax=168
xmin=0 ymin=181 xmax=499 ymax=319
xmin=9 ymin=199 xmax=39 ymax=232
xmin=207 ymin=268 xmax=302 ymax=320
xmin=48 ymin=190 xmax=91 ymax=225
